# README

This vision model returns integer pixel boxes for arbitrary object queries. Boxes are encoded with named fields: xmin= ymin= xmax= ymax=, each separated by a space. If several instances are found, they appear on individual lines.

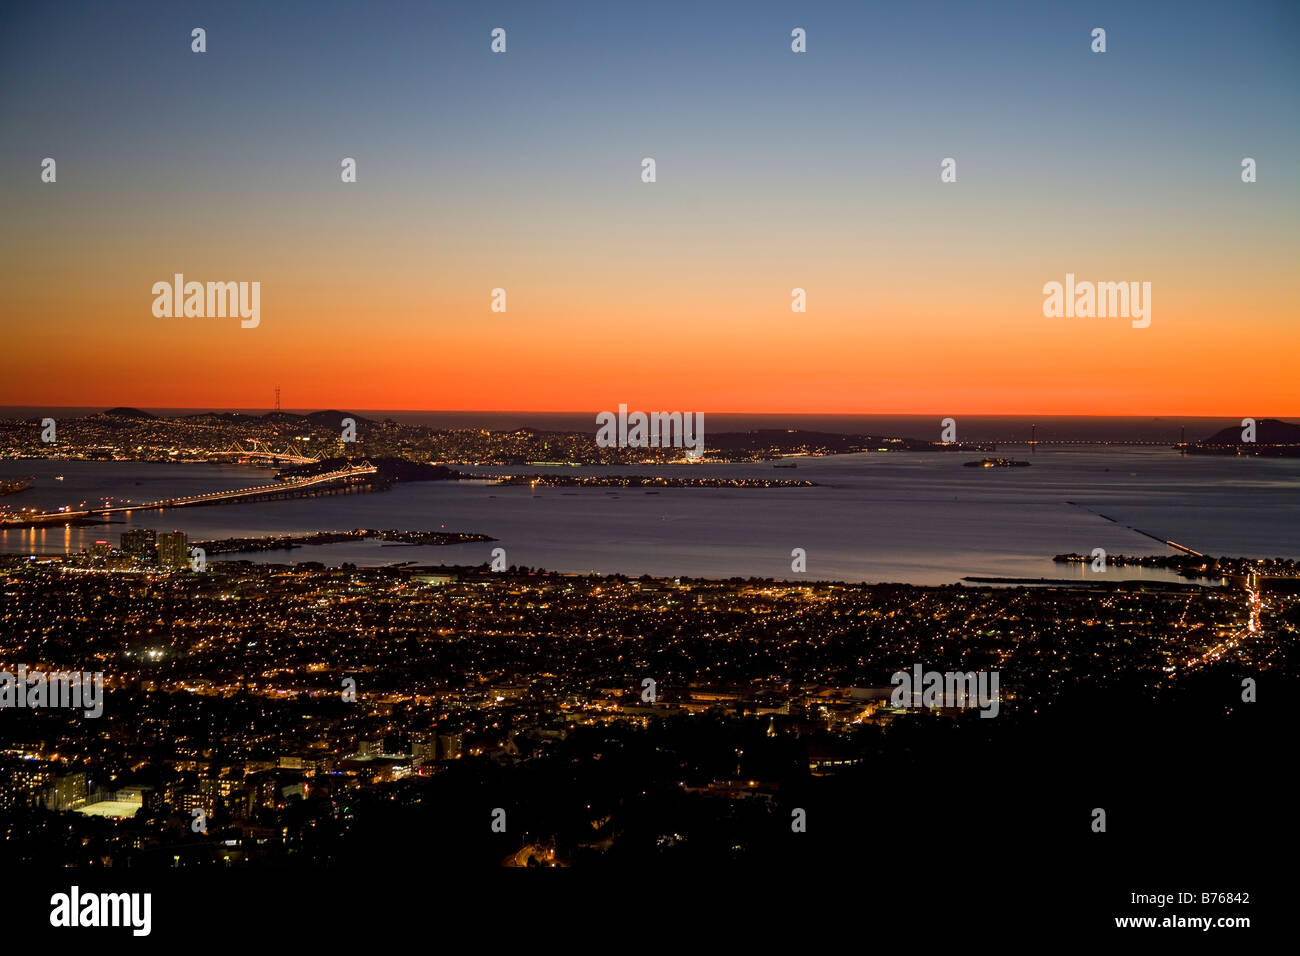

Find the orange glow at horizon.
xmin=3 ymin=212 xmax=1297 ymax=416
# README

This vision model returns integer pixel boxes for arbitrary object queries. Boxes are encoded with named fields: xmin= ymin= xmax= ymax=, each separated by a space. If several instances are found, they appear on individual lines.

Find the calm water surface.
xmin=2 ymin=449 xmax=1296 ymax=585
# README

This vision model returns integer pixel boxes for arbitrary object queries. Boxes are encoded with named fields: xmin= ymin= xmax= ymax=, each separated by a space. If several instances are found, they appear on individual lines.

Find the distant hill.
xmin=1197 ymin=418 xmax=1300 ymax=445
xmin=175 ymin=410 xmax=377 ymax=427
xmin=185 ymin=411 xmax=264 ymax=424
xmin=259 ymin=410 xmax=377 ymax=427
xmin=301 ymin=410 xmax=377 ymax=427
xmin=705 ymin=429 xmax=988 ymax=453
xmin=102 ymin=407 xmax=156 ymax=419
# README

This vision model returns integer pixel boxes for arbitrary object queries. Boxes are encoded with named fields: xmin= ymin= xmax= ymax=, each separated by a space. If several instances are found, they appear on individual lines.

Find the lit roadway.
xmin=2 ymin=463 xmax=377 ymax=524
xmin=1182 ymin=573 xmax=1263 ymax=672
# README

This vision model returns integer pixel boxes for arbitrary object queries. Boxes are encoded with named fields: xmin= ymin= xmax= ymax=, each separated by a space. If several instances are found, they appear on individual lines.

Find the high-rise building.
xmin=43 ymin=772 xmax=88 ymax=811
xmin=2 ymin=761 xmax=54 ymax=810
xmin=158 ymin=531 xmax=189 ymax=569
xmin=410 ymin=730 xmax=438 ymax=767
xmin=120 ymin=528 xmax=157 ymax=560
xmin=90 ymin=540 xmax=112 ymax=559
xmin=438 ymin=733 xmax=463 ymax=760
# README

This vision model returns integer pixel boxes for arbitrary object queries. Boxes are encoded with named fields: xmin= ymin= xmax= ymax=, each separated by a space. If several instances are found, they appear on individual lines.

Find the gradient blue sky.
xmin=1 ymin=0 xmax=1297 ymax=413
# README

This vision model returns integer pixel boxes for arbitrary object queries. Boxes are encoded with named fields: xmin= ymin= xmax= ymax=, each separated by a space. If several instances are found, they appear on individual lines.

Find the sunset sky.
xmin=1 ymin=0 xmax=1297 ymax=415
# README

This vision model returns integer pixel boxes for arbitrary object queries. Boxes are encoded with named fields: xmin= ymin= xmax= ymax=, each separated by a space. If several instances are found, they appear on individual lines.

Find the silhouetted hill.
xmin=706 ymin=429 xmax=990 ymax=453
xmin=258 ymin=410 xmax=377 ymax=427
xmin=102 ymin=407 xmax=156 ymax=419
xmin=1189 ymin=418 xmax=1300 ymax=456
xmin=1198 ymin=418 xmax=1300 ymax=445
xmin=174 ymin=410 xmax=377 ymax=426
xmin=184 ymin=411 xmax=263 ymax=423
xmin=261 ymin=411 xmax=302 ymax=425
xmin=301 ymin=410 xmax=377 ymax=427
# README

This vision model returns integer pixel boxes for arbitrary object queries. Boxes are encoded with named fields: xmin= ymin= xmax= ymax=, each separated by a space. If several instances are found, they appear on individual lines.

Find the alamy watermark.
xmin=890 ymin=664 xmax=1000 ymax=718
xmin=49 ymin=886 xmax=150 ymax=936
xmin=0 ymin=666 xmax=104 ymax=718
xmin=152 ymin=274 xmax=260 ymax=328
xmin=596 ymin=404 xmax=704 ymax=458
xmin=1043 ymin=273 xmax=1150 ymax=329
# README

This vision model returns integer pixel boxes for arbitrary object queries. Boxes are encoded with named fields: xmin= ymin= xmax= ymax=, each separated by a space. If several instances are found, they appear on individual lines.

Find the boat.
xmin=0 ymin=476 xmax=35 ymax=496
xmin=54 ymin=475 xmax=65 ymax=481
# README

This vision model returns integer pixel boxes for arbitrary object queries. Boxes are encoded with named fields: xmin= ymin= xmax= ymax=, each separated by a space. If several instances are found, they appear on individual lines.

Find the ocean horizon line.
xmin=2 ymin=407 xmax=1296 ymax=420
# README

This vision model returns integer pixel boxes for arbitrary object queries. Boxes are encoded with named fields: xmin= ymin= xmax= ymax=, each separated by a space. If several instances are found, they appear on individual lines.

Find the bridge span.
xmin=1 ymin=463 xmax=378 ymax=527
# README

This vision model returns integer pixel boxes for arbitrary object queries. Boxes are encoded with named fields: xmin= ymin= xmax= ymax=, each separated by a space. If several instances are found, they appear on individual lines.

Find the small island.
xmin=1052 ymin=552 xmax=1299 ymax=580
xmin=196 ymin=529 xmax=496 ymax=555
xmin=964 ymin=458 xmax=1031 ymax=468
xmin=496 ymin=474 xmax=815 ymax=488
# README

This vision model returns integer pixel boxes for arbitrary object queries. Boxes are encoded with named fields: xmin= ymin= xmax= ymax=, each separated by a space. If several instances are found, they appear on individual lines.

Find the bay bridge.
xmin=1 ymin=462 xmax=378 ymax=527
xmin=208 ymin=440 xmax=322 ymax=465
